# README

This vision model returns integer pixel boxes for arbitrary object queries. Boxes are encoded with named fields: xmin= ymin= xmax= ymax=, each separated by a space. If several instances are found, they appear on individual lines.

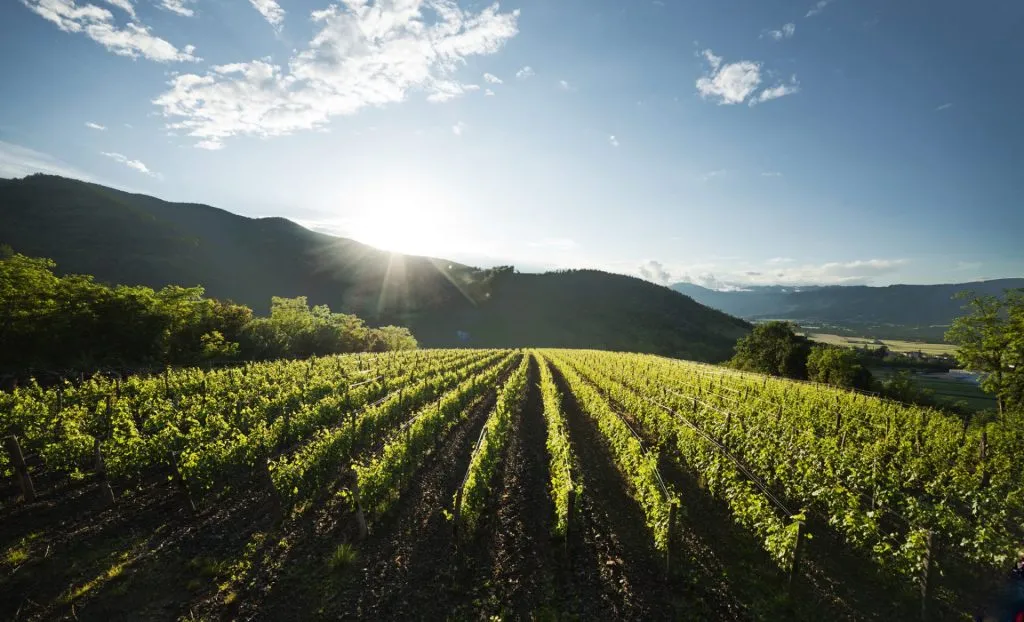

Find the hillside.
xmin=0 ymin=174 xmax=748 ymax=361
xmin=673 ymin=279 xmax=1024 ymax=341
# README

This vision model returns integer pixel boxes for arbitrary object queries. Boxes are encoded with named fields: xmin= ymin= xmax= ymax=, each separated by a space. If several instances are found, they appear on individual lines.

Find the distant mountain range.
xmin=0 ymin=175 xmax=749 ymax=361
xmin=672 ymin=279 xmax=1024 ymax=341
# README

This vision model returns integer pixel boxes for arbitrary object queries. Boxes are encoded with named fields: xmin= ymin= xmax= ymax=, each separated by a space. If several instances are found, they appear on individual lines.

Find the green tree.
xmin=728 ymin=321 xmax=811 ymax=379
xmin=945 ymin=289 xmax=1024 ymax=414
xmin=806 ymin=345 xmax=873 ymax=390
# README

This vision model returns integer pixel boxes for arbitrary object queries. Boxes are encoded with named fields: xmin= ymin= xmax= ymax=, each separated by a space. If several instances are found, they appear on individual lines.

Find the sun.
xmin=349 ymin=178 xmax=461 ymax=258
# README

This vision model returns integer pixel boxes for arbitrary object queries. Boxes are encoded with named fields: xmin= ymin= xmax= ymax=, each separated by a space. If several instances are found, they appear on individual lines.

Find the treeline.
xmin=0 ymin=247 xmax=417 ymax=376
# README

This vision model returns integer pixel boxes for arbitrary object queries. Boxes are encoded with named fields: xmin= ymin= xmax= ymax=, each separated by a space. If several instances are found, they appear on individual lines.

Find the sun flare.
xmin=349 ymin=179 xmax=461 ymax=258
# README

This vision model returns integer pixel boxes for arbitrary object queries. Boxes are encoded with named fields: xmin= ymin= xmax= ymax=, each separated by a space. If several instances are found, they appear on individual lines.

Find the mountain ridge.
xmin=0 ymin=174 xmax=748 ymax=361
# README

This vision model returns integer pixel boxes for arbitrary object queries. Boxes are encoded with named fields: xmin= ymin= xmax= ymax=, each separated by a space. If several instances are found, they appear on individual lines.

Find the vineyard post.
xmin=920 ymin=531 xmax=934 ymax=622
xmin=4 ymin=435 xmax=36 ymax=502
xmin=665 ymin=501 xmax=677 ymax=577
xmin=169 ymin=451 xmax=196 ymax=514
xmin=834 ymin=410 xmax=842 ymax=436
xmin=453 ymin=483 xmax=464 ymax=538
xmin=565 ymin=487 xmax=575 ymax=555
xmin=787 ymin=519 xmax=806 ymax=602
xmin=351 ymin=470 xmax=367 ymax=540
xmin=94 ymin=439 xmax=116 ymax=506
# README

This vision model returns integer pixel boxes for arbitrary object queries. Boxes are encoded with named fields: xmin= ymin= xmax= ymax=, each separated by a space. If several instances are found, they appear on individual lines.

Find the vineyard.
xmin=2 ymin=349 xmax=1021 ymax=620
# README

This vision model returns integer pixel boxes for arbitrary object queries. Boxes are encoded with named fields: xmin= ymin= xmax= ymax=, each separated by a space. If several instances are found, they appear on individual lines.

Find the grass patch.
xmin=327 ymin=543 xmax=359 ymax=574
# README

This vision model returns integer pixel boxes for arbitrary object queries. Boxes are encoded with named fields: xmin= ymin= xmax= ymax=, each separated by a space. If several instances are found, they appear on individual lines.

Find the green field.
xmin=807 ymin=332 xmax=958 ymax=356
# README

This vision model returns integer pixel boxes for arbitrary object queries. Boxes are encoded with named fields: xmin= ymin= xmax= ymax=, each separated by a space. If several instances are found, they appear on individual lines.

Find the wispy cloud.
xmin=935 ymin=102 xmax=953 ymax=111
xmin=764 ymin=23 xmax=795 ymax=40
xmin=195 ymin=139 xmax=223 ymax=150
xmin=452 ymin=121 xmax=467 ymax=136
xmin=516 ymin=65 xmax=535 ymax=79
xmin=154 ymin=1 xmax=519 ymax=149
xmin=20 ymin=0 xmax=199 ymax=62
xmin=101 ymin=151 xmax=157 ymax=176
xmin=102 ymin=0 xmax=134 ymax=18
xmin=558 ymin=79 xmax=573 ymax=91
xmin=248 ymin=0 xmax=284 ymax=30
xmin=608 ymin=135 xmax=619 ymax=147
xmin=484 ymin=88 xmax=495 ymax=96
xmin=754 ymin=76 xmax=800 ymax=104
xmin=699 ymin=169 xmax=726 ymax=181
xmin=483 ymin=72 xmax=503 ymax=84
xmin=805 ymin=0 xmax=835 ymax=18
xmin=673 ymin=257 xmax=909 ymax=288
xmin=157 ymin=0 xmax=194 ymax=17
xmin=0 ymin=141 xmax=95 ymax=180
xmin=761 ymin=171 xmax=783 ymax=177
xmin=696 ymin=49 xmax=799 ymax=105
xmin=85 ymin=121 xmax=107 ymax=130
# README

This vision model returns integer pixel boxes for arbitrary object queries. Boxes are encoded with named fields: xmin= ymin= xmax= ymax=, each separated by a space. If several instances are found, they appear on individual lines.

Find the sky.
xmin=2 ymin=0 xmax=1023 ymax=289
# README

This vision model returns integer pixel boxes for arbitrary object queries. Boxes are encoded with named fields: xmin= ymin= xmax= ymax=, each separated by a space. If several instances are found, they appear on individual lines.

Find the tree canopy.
xmin=728 ymin=321 xmax=812 ymax=379
xmin=945 ymin=289 xmax=1024 ymax=414
xmin=0 ymin=248 xmax=417 ymax=376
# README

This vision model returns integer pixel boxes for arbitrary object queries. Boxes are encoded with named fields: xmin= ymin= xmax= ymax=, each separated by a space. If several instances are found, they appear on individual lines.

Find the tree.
xmin=807 ymin=345 xmax=873 ymax=390
xmin=945 ymin=289 xmax=1024 ymax=415
xmin=729 ymin=321 xmax=812 ymax=379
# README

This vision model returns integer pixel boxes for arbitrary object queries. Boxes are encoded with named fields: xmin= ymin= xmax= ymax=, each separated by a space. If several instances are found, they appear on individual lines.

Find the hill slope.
xmin=673 ymin=279 xmax=1024 ymax=340
xmin=0 ymin=175 xmax=748 ymax=361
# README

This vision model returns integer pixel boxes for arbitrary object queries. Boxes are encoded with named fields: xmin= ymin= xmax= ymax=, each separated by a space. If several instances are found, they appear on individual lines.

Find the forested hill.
xmin=673 ymin=279 xmax=1024 ymax=339
xmin=0 ymin=174 xmax=749 ymax=361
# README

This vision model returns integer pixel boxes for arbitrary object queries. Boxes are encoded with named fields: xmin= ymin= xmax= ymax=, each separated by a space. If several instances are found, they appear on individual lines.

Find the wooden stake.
xmin=4 ymin=435 xmax=36 ymax=502
xmin=351 ymin=472 xmax=368 ymax=540
xmin=920 ymin=531 xmax=934 ymax=622
xmin=94 ymin=439 xmax=116 ymax=506
xmin=787 ymin=520 xmax=806 ymax=601
xmin=453 ymin=484 xmax=464 ymax=537
xmin=665 ymin=502 xmax=677 ymax=577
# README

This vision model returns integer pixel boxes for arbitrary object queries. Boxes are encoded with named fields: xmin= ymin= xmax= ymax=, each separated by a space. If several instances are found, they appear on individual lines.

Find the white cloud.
xmin=696 ymin=50 xmax=761 ymax=105
xmin=195 ymin=139 xmax=224 ymax=150
xmin=515 ymin=65 xmax=535 ymax=79
xmin=0 ymin=141 xmax=95 ymax=180
xmin=765 ymin=22 xmax=795 ymax=40
xmin=558 ymin=79 xmax=571 ymax=90
xmin=639 ymin=260 xmax=672 ymax=285
xmin=20 ymin=0 xmax=199 ymax=62
xmin=249 ymin=0 xmax=284 ymax=30
xmin=608 ymin=135 xmax=619 ymax=147
xmin=754 ymin=75 xmax=800 ymax=104
xmin=101 ymin=151 xmax=157 ymax=176
xmin=699 ymin=169 xmax=726 ymax=181
xmin=154 ymin=1 xmax=520 ymax=149
xmin=484 ymin=88 xmax=495 ymax=96
xmin=767 ymin=257 xmax=794 ymax=264
xmin=452 ymin=121 xmax=467 ymax=136
xmin=696 ymin=49 xmax=799 ymax=106
xmin=935 ymin=102 xmax=953 ymax=111
xmin=157 ymin=0 xmax=194 ymax=17
xmin=805 ymin=0 xmax=835 ymax=18
xmin=102 ymin=0 xmax=134 ymax=18
xmin=761 ymin=171 xmax=783 ymax=177
xmin=85 ymin=121 xmax=107 ymax=130
xmin=483 ymin=72 xmax=502 ymax=84
xmin=672 ymin=258 xmax=909 ymax=288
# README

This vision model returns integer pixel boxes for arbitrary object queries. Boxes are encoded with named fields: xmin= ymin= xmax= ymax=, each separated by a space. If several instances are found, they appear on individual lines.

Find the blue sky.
xmin=2 ymin=0 xmax=1023 ymax=288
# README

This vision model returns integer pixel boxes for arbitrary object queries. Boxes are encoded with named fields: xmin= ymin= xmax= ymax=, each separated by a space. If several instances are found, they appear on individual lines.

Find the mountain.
xmin=0 ymin=174 xmax=749 ymax=361
xmin=672 ymin=279 xmax=1024 ymax=341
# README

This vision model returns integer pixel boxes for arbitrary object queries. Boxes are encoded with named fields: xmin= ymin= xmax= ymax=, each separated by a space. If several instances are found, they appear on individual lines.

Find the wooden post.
xmin=351 ymin=471 xmax=368 ymax=540
xmin=665 ymin=502 xmax=677 ymax=577
xmin=834 ymin=410 xmax=842 ymax=436
xmin=565 ymin=488 xmax=575 ymax=554
xmin=94 ymin=439 xmax=116 ymax=506
xmin=920 ymin=531 xmax=934 ymax=622
xmin=453 ymin=484 xmax=464 ymax=537
xmin=4 ymin=435 xmax=36 ymax=502
xmin=787 ymin=520 xmax=805 ymax=601
xmin=169 ymin=451 xmax=196 ymax=513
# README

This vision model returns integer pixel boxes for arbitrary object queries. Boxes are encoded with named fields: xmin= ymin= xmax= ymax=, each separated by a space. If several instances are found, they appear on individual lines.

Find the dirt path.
xmin=548 ymin=361 xmax=675 ymax=620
